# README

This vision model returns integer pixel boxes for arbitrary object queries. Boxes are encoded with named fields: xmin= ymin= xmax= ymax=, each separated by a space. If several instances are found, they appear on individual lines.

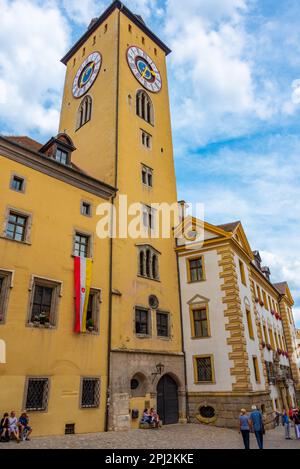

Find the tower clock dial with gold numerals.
xmin=127 ymin=46 xmax=162 ymax=93
xmin=72 ymin=52 xmax=102 ymax=99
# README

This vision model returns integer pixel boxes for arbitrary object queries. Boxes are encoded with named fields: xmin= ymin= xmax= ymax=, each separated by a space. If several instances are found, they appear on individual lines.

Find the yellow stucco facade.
xmin=0 ymin=140 xmax=115 ymax=436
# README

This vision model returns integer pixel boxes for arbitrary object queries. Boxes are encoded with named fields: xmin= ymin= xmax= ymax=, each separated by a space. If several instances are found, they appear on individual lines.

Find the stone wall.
xmin=188 ymin=392 xmax=274 ymax=429
xmin=108 ymin=350 xmax=186 ymax=431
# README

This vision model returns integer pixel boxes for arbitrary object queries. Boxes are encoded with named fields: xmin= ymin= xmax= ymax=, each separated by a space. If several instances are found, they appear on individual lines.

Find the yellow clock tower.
xmin=59 ymin=1 xmax=186 ymax=430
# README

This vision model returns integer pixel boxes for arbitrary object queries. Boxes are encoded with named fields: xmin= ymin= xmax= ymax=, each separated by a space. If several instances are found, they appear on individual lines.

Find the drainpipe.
xmin=105 ymin=5 xmax=121 ymax=433
xmin=176 ymin=245 xmax=189 ymax=422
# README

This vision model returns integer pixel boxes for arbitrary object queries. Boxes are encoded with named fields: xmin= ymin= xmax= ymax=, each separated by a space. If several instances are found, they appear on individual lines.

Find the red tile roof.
xmin=273 ymin=282 xmax=288 ymax=295
xmin=5 ymin=136 xmax=42 ymax=152
xmin=217 ymin=221 xmax=240 ymax=233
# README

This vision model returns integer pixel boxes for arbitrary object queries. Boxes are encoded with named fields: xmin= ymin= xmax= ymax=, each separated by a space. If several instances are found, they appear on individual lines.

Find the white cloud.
xmin=61 ymin=0 xmax=160 ymax=26
xmin=161 ymin=0 xmax=263 ymax=146
xmin=0 ymin=0 xmax=70 ymax=137
xmin=62 ymin=0 xmax=105 ymax=25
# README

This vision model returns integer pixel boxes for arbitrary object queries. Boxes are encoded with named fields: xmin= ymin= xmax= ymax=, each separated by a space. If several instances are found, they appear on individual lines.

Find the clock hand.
xmin=141 ymin=66 xmax=149 ymax=78
xmin=141 ymin=65 xmax=157 ymax=79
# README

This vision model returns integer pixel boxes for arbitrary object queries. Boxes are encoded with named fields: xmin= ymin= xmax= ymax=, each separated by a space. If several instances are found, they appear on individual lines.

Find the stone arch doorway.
xmin=157 ymin=374 xmax=179 ymax=425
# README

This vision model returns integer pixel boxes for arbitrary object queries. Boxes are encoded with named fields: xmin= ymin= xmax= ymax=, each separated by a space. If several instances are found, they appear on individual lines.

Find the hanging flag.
xmin=74 ymin=256 xmax=92 ymax=333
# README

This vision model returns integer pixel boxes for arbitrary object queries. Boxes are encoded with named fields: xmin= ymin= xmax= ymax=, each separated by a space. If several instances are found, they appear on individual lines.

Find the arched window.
xmin=76 ymin=95 xmax=92 ymax=130
xmin=139 ymin=250 xmax=145 ymax=276
xmin=136 ymin=90 xmax=154 ymax=125
xmin=137 ymin=245 xmax=160 ymax=280
xmin=146 ymin=249 xmax=151 ymax=278
xmin=152 ymin=255 xmax=158 ymax=280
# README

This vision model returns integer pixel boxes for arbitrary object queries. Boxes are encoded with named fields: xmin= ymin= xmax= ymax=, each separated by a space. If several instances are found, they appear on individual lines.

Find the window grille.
xmin=81 ymin=378 xmax=100 ymax=408
xmin=196 ymin=357 xmax=212 ymax=382
xmin=25 ymin=378 xmax=49 ymax=411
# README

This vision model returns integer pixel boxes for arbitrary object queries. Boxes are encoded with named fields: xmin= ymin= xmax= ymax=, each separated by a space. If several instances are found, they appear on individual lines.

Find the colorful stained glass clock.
xmin=127 ymin=46 xmax=162 ymax=93
xmin=72 ymin=52 xmax=102 ymax=98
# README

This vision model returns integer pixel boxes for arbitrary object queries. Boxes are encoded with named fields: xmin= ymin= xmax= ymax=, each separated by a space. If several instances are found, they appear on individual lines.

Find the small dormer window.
xmin=39 ymin=133 xmax=76 ymax=167
xmin=55 ymin=148 xmax=68 ymax=165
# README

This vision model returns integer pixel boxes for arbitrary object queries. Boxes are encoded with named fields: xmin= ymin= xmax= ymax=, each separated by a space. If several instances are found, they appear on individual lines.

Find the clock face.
xmin=127 ymin=46 xmax=162 ymax=93
xmin=72 ymin=52 xmax=102 ymax=98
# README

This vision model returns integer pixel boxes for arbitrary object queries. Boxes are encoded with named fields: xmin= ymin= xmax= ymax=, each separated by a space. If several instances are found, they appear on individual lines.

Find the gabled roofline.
xmin=61 ymin=1 xmax=171 ymax=65
xmin=174 ymin=215 xmax=232 ymax=240
xmin=0 ymin=136 xmax=117 ymax=200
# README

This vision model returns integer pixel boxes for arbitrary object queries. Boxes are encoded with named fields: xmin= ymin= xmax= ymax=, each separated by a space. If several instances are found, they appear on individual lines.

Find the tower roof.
xmin=61 ymin=1 xmax=171 ymax=65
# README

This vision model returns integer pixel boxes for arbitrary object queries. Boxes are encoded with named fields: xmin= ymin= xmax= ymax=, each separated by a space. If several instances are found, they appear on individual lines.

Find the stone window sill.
xmin=0 ymin=235 xmax=31 ymax=246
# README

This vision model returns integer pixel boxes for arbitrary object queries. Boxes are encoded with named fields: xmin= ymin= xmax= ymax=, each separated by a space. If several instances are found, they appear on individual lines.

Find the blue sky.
xmin=0 ymin=0 xmax=300 ymax=324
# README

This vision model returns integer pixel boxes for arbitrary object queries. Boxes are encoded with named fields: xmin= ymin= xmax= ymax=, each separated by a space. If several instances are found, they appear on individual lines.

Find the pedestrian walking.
xmin=282 ymin=410 xmax=291 ymax=440
xmin=292 ymin=409 xmax=300 ymax=439
xmin=239 ymin=409 xmax=251 ymax=449
xmin=250 ymin=405 xmax=264 ymax=449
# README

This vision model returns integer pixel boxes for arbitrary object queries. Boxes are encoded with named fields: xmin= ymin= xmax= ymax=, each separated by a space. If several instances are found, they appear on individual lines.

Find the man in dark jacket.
xmin=250 ymin=405 xmax=264 ymax=449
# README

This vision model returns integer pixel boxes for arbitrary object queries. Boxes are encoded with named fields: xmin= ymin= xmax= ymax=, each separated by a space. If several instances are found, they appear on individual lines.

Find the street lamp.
xmin=151 ymin=362 xmax=165 ymax=383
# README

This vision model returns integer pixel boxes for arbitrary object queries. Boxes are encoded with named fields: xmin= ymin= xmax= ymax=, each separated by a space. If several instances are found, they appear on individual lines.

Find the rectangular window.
xmin=156 ymin=312 xmax=169 ymax=337
xmin=191 ymin=307 xmax=209 ymax=338
xmin=85 ymin=289 xmax=101 ymax=333
xmin=194 ymin=356 xmax=214 ymax=383
xmin=31 ymin=285 xmax=53 ymax=322
xmin=263 ymin=325 xmax=268 ymax=344
xmin=256 ymin=285 xmax=262 ymax=301
xmin=246 ymin=309 xmax=254 ymax=340
xmin=80 ymin=378 xmax=100 ymax=408
xmin=275 ymin=398 xmax=279 ymax=410
xmin=275 ymin=332 xmax=280 ymax=349
xmin=252 ymin=356 xmax=260 ymax=383
xmin=239 ymin=260 xmax=246 ymax=285
xmin=262 ymin=291 xmax=267 ymax=308
xmin=268 ymin=296 xmax=272 ymax=311
xmin=6 ymin=212 xmax=27 ymax=242
xmin=142 ymin=205 xmax=155 ymax=232
xmin=29 ymin=278 xmax=61 ymax=327
xmin=0 ymin=270 xmax=12 ymax=324
xmin=265 ymin=361 xmax=274 ymax=383
xmin=55 ymin=148 xmax=68 ymax=165
xmin=188 ymin=257 xmax=204 ymax=282
xmin=141 ymin=165 xmax=153 ymax=188
xmin=10 ymin=175 xmax=25 ymax=192
xmin=269 ymin=328 xmax=275 ymax=350
xmin=25 ymin=377 xmax=49 ymax=411
xmin=81 ymin=201 xmax=91 ymax=217
xmin=141 ymin=130 xmax=152 ymax=149
xmin=74 ymin=233 xmax=90 ymax=258
xmin=135 ymin=307 xmax=150 ymax=335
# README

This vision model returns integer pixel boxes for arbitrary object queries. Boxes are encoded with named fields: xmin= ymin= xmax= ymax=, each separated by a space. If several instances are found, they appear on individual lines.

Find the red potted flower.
xmin=266 ymin=344 xmax=272 ymax=351
xmin=275 ymin=313 xmax=280 ymax=320
xmin=255 ymin=298 xmax=259 ymax=303
xmin=259 ymin=300 xmax=264 ymax=307
xmin=279 ymin=316 xmax=282 ymax=321
xmin=261 ymin=341 xmax=266 ymax=348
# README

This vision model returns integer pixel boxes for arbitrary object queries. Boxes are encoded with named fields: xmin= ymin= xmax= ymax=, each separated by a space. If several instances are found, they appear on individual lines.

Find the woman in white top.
xmin=9 ymin=411 xmax=20 ymax=441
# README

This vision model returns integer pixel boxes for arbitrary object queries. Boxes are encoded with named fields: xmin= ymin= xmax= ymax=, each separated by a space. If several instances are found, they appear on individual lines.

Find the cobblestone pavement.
xmin=2 ymin=424 xmax=299 ymax=449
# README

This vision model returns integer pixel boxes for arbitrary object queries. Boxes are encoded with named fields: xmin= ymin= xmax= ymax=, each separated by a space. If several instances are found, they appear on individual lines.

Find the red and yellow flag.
xmin=74 ymin=257 xmax=92 ymax=333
